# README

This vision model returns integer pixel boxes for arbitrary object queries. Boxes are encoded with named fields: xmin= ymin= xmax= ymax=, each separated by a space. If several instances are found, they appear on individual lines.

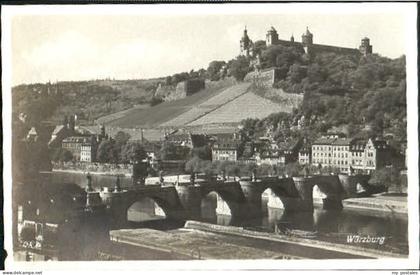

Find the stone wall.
xmin=174 ymin=79 xmax=205 ymax=97
xmin=244 ymin=68 xmax=283 ymax=88
xmin=158 ymin=79 xmax=205 ymax=101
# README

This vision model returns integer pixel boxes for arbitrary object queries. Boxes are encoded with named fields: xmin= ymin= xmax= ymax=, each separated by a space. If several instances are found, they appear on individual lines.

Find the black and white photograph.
xmin=1 ymin=2 xmax=419 ymax=272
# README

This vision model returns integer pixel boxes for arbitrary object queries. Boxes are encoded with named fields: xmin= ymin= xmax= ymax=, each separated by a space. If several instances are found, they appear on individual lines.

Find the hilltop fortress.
xmin=240 ymin=26 xmax=373 ymax=58
xmin=241 ymin=26 xmax=373 ymax=87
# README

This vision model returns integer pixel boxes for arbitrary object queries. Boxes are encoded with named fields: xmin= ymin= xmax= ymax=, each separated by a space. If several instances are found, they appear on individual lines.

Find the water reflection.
xmin=45 ymin=171 xmax=408 ymax=255
xmin=200 ymin=194 xmax=408 ymax=251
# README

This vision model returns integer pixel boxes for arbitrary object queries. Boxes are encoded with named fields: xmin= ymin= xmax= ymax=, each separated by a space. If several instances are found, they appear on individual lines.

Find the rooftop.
xmin=312 ymin=137 xmax=336 ymax=145
xmin=332 ymin=138 xmax=353 ymax=146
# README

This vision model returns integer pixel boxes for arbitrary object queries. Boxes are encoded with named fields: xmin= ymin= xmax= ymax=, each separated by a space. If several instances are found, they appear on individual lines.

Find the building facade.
xmin=212 ymin=143 xmax=238 ymax=162
xmin=298 ymin=144 xmax=312 ymax=165
xmin=62 ymin=136 xmax=97 ymax=162
xmin=311 ymin=137 xmax=334 ymax=168
xmin=331 ymin=138 xmax=352 ymax=173
xmin=312 ymin=136 xmax=393 ymax=174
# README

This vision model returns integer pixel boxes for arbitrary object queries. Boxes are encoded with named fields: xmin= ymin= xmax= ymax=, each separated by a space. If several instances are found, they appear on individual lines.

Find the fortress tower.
xmin=301 ymin=27 xmax=313 ymax=46
xmin=266 ymin=26 xmax=279 ymax=46
xmin=240 ymin=27 xmax=253 ymax=56
xmin=359 ymin=37 xmax=373 ymax=56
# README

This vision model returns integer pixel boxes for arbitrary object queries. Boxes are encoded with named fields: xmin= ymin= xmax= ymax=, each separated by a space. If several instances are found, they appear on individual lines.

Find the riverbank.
xmin=107 ymin=221 xmax=406 ymax=260
xmin=342 ymin=193 xmax=407 ymax=215
xmin=183 ymin=221 xmax=407 ymax=259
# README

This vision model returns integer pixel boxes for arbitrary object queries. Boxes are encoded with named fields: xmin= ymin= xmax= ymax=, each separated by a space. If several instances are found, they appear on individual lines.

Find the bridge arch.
xmin=312 ymin=185 xmax=328 ymax=206
xmin=200 ymin=191 xmax=232 ymax=225
xmin=123 ymin=194 xmax=179 ymax=223
xmin=200 ymin=187 xmax=244 ymax=221
xmin=126 ymin=197 xmax=167 ymax=223
xmin=261 ymin=187 xmax=285 ymax=210
xmin=309 ymin=176 xmax=344 ymax=210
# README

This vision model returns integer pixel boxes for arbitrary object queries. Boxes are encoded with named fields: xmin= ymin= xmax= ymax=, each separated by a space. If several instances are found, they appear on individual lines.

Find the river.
xmin=46 ymin=171 xmax=409 ymax=257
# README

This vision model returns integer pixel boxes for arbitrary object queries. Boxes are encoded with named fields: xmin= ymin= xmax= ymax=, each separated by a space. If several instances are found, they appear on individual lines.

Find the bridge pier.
xmin=175 ymin=185 xmax=202 ymax=220
xmin=238 ymin=180 xmax=263 ymax=219
xmin=100 ymin=190 xmax=129 ymax=229
xmin=291 ymin=177 xmax=314 ymax=212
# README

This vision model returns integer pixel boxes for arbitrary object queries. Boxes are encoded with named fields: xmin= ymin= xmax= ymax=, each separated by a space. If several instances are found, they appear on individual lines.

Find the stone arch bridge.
xmin=95 ymin=174 xmax=369 ymax=229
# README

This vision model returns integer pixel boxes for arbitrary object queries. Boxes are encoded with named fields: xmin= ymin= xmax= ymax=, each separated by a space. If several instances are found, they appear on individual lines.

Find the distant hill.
xmin=12 ymin=78 xmax=164 ymax=125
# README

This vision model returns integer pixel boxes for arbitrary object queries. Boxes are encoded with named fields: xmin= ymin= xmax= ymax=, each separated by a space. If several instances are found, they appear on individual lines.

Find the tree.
xmin=114 ymin=131 xmax=131 ymax=146
xmin=159 ymin=142 xmax=190 ymax=160
xmin=150 ymin=96 xmax=164 ymax=106
xmin=288 ymin=64 xmax=306 ymax=84
xmin=96 ymin=139 xmax=117 ymax=163
xmin=121 ymin=142 xmax=147 ymax=164
xmin=229 ymin=56 xmax=251 ymax=81
xmin=60 ymin=149 xmax=73 ymax=162
xmin=369 ymin=166 xmax=402 ymax=192
xmin=285 ymin=162 xmax=301 ymax=177
xmin=227 ymin=163 xmax=242 ymax=181
xmin=206 ymin=61 xmax=226 ymax=81
xmin=191 ymin=145 xmax=212 ymax=160
xmin=252 ymin=40 xmax=267 ymax=56
xmin=185 ymin=157 xmax=202 ymax=174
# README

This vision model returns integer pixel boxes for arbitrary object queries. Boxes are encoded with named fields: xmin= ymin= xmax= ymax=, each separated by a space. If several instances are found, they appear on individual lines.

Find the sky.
xmin=8 ymin=4 xmax=410 ymax=86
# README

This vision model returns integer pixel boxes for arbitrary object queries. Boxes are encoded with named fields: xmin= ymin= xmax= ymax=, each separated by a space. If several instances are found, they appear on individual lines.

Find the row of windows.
xmin=313 ymin=146 xmax=350 ymax=151
xmin=216 ymin=156 xmax=236 ymax=161
xmin=313 ymin=151 xmax=376 ymax=160
xmin=313 ymin=152 xmax=331 ymax=157
xmin=333 ymin=160 xmax=348 ymax=165
xmin=313 ymin=159 xmax=332 ymax=164
xmin=313 ymin=146 xmax=332 ymax=151
xmin=366 ymin=160 xmax=375 ymax=166
xmin=333 ymin=153 xmax=348 ymax=158
xmin=333 ymin=147 xmax=349 ymax=151
xmin=214 ymin=150 xmax=236 ymax=155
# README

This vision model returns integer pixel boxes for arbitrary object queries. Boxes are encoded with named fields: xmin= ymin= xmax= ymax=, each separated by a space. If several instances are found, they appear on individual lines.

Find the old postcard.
xmin=1 ymin=2 xmax=419 ymax=273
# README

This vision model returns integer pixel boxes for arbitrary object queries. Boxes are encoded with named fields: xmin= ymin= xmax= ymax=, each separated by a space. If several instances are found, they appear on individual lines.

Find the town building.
xmin=165 ymin=131 xmax=208 ymax=149
xmin=311 ymin=137 xmax=335 ymax=168
xmin=331 ymin=138 xmax=353 ymax=173
xmin=312 ymin=136 xmax=394 ymax=174
xmin=212 ymin=142 xmax=239 ymax=162
xmin=48 ymin=115 xmax=78 ymax=148
xmin=298 ymin=143 xmax=312 ymax=165
xmin=277 ymin=139 xmax=302 ymax=164
xmin=363 ymin=138 xmax=392 ymax=173
xmin=349 ymin=138 xmax=367 ymax=173
xmin=62 ymin=136 xmax=97 ymax=162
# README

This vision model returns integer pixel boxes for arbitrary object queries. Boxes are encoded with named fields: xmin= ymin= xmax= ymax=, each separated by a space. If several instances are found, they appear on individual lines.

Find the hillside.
xmin=12 ymin=78 xmax=164 ymax=125
xmin=187 ymin=91 xmax=294 ymax=126
xmin=97 ymin=79 xmax=302 ymax=129
xmin=101 ymin=78 xmax=238 ymax=128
